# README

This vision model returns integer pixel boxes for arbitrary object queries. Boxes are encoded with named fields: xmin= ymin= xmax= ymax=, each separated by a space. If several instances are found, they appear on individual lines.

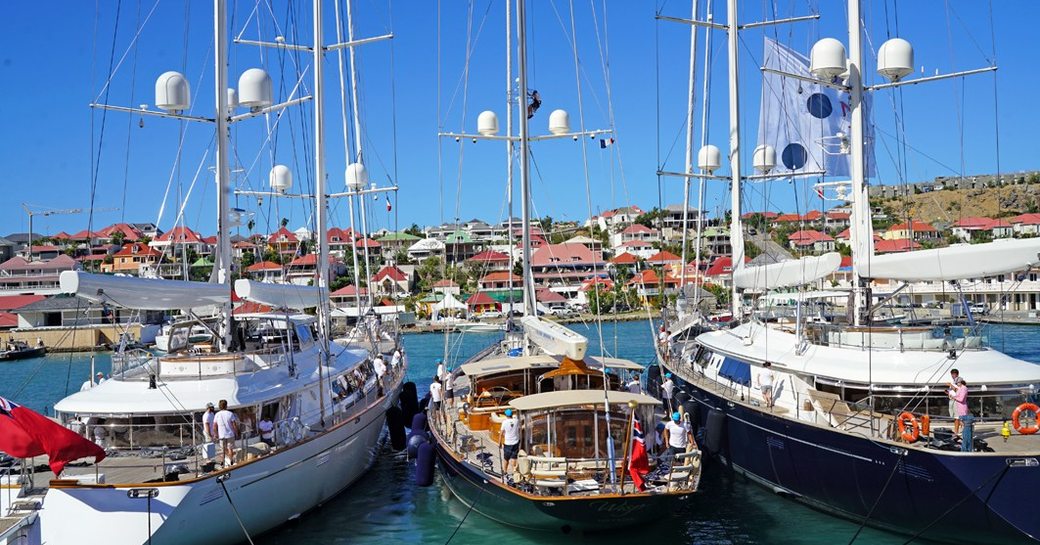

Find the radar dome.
xmin=269 ymin=165 xmax=292 ymax=193
xmin=477 ymin=111 xmax=499 ymax=136
xmin=155 ymin=71 xmax=190 ymax=111
xmin=698 ymin=145 xmax=721 ymax=173
xmin=753 ymin=145 xmax=776 ymax=174
xmin=238 ymin=68 xmax=273 ymax=110
xmin=877 ymin=38 xmax=913 ymax=82
xmin=548 ymin=109 xmax=570 ymax=135
xmin=345 ymin=163 xmax=370 ymax=191
xmin=810 ymin=38 xmax=847 ymax=79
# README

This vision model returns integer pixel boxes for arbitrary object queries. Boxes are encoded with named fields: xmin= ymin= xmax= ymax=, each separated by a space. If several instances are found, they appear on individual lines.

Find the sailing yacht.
xmin=427 ymin=0 xmax=700 ymax=533
xmin=1 ymin=1 xmax=406 ymax=544
xmin=658 ymin=1 xmax=1040 ymax=543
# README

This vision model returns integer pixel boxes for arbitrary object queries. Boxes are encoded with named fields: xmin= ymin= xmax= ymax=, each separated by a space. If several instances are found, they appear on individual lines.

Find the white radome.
xmin=226 ymin=88 xmax=239 ymax=110
xmin=155 ymin=71 xmax=190 ymax=111
xmin=345 ymin=163 xmax=369 ymax=191
xmin=753 ymin=145 xmax=776 ymax=174
xmin=698 ymin=145 xmax=721 ymax=173
xmin=810 ymin=38 xmax=847 ymax=79
xmin=548 ymin=109 xmax=570 ymax=135
xmin=238 ymin=68 xmax=273 ymax=109
xmin=877 ymin=38 xmax=914 ymax=82
xmin=269 ymin=165 xmax=292 ymax=193
xmin=477 ymin=110 xmax=499 ymax=136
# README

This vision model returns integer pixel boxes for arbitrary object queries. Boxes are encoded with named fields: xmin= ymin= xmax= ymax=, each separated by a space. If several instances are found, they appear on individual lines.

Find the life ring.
xmin=897 ymin=411 xmax=920 ymax=442
xmin=1011 ymin=402 xmax=1040 ymax=435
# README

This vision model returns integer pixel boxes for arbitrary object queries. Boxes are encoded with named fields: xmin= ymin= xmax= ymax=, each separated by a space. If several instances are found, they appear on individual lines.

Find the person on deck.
xmin=391 ymin=348 xmax=402 ymax=369
xmin=429 ymin=376 xmax=443 ymax=416
xmin=662 ymin=412 xmax=693 ymax=462
xmin=499 ymin=409 xmax=521 ymax=477
xmin=947 ymin=368 xmax=961 ymax=422
xmin=758 ymin=363 xmax=775 ymax=408
xmin=213 ymin=400 xmax=239 ymax=467
xmin=258 ymin=415 xmax=275 ymax=448
xmin=435 ymin=359 xmax=446 ymax=382
xmin=202 ymin=402 xmax=216 ymax=443
xmin=949 ymin=377 xmax=969 ymax=438
xmin=626 ymin=372 xmax=642 ymax=394
xmin=661 ymin=373 xmax=675 ymax=413
xmin=373 ymin=355 xmax=387 ymax=396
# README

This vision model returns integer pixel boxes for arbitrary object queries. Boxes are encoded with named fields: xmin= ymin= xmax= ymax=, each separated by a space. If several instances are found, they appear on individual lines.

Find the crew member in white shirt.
xmin=626 ymin=372 xmax=642 ymax=394
xmin=390 ymin=348 xmax=402 ymax=369
xmin=213 ymin=400 xmax=239 ymax=467
xmin=758 ymin=362 xmax=775 ymax=408
xmin=373 ymin=356 xmax=387 ymax=395
xmin=202 ymin=402 xmax=216 ymax=443
xmin=662 ymin=411 xmax=693 ymax=461
xmin=661 ymin=372 xmax=675 ymax=413
xmin=429 ymin=376 xmax=443 ymax=416
xmin=435 ymin=359 xmax=446 ymax=382
xmin=499 ymin=409 xmax=521 ymax=476
xmin=258 ymin=415 xmax=275 ymax=447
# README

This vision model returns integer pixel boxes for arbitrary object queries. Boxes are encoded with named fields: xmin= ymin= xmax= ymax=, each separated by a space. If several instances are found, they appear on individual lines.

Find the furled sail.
xmin=234 ymin=279 xmax=321 ymax=310
xmin=859 ymin=238 xmax=1040 ymax=282
xmin=521 ymin=315 xmax=588 ymax=361
xmin=733 ymin=252 xmax=842 ymax=290
xmin=59 ymin=271 xmax=229 ymax=310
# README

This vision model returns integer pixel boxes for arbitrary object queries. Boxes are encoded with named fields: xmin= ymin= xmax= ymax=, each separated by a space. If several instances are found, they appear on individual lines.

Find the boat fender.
xmin=419 ymin=393 xmax=431 ymax=413
xmin=415 ymin=442 xmax=435 ymax=487
xmin=897 ymin=412 xmax=920 ymax=442
xmin=920 ymin=414 xmax=930 ymax=437
xmin=682 ymin=401 xmax=699 ymax=432
xmin=703 ymin=409 xmax=726 ymax=455
xmin=406 ymin=432 xmax=429 ymax=458
xmin=401 ymin=382 xmax=420 ymax=423
xmin=411 ymin=413 xmax=428 ymax=433
xmin=387 ymin=406 xmax=407 ymax=451
xmin=1012 ymin=402 xmax=1040 ymax=435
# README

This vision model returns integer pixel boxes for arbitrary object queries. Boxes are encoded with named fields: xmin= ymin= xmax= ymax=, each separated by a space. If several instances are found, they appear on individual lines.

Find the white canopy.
xmin=60 ymin=271 xmax=229 ymax=310
xmin=733 ymin=253 xmax=842 ymax=290
xmin=432 ymin=292 xmax=467 ymax=311
xmin=509 ymin=390 xmax=660 ymax=412
xmin=234 ymin=279 xmax=321 ymax=310
xmin=761 ymin=290 xmax=848 ymax=303
xmin=860 ymin=238 xmax=1040 ymax=282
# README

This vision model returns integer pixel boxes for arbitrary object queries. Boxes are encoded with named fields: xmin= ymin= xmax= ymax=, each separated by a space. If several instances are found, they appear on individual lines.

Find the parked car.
xmin=475 ymin=310 xmax=503 ymax=320
xmin=549 ymin=308 xmax=578 ymax=318
xmin=969 ymin=303 xmax=988 ymax=315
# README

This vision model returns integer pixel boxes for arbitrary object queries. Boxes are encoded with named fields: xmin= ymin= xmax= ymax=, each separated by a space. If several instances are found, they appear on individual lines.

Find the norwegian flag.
xmin=385 ymin=196 xmax=392 ymax=212
xmin=628 ymin=416 xmax=650 ymax=490
xmin=815 ymin=186 xmax=825 ymax=199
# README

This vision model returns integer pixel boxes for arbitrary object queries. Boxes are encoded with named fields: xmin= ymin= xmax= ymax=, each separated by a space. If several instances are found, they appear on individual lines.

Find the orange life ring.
xmin=897 ymin=411 xmax=920 ymax=442
xmin=1011 ymin=402 xmax=1040 ymax=435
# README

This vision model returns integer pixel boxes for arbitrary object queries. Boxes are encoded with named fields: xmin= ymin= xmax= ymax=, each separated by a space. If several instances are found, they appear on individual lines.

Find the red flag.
xmin=628 ymin=417 xmax=650 ymax=491
xmin=385 ymin=196 xmax=392 ymax=212
xmin=0 ymin=396 xmax=106 ymax=476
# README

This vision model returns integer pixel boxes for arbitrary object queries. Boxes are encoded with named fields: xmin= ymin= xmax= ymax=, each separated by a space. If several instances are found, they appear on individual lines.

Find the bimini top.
xmin=460 ymin=354 xmax=643 ymax=378
xmin=508 ymin=390 xmax=660 ymax=412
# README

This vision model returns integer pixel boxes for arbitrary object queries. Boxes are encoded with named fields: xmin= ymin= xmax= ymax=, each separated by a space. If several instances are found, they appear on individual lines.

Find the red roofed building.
xmin=0 ymin=255 xmax=78 ymax=295
xmin=646 ymin=250 xmax=682 ymax=265
xmin=467 ymin=250 xmax=512 ymax=272
xmin=477 ymin=271 xmax=523 ymax=291
xmin=18 ymin=245 xmax=62 ymax=261
xmin=284 ymin=254 xmax=345 ymax=285
xmin=432 ymin=279 xmax=461 ymax=295
xmin=788 ymin=230 xmax=835 ymax=253
xmin=616 ymin=239 xmax=656 ymax=259
xmin=825 ymin=210 xmax=851 ymax=229
xmin=609 ymin=252 xmax=641 ymax=266
xmin=774 ymin=213 xmax=802 ymax=224
xmin=466 ymin=292 xmax=499 ymax=314
xmin=874 ymin=238 xmax=921 ymax=254
xmin=150 ymin=226 xmax=205 ymax=255
xmin=627 ymin=268 xmax=681 ymax=300
xmin=245 ymin=260 xmax=284 ymax=283
xmin=97 ymin=223 xmax=145 ymax=243
xmin=354 ymin=238 xmax=381 ymax=250
xmin=267 ymin=227 xmax=299 ymax=255
xmin=884 ymin=220 xmax=939 ymax=242
xmin=703 ymin=256 xmax=751 ymax=287
xmin=535 ymin=288 xmax=568 ymax=310
xmin=742 ymin=211 xmax=778 ymax=220
xmin=529 ymin=243 xmax=607 ymax=297
xmin=610 ymin=223 xmax=660 ymax=250
xmin=371 ymin=265 xmax=410 ymax=296
xmin=101 ymin=243 xmax=161 ymax=275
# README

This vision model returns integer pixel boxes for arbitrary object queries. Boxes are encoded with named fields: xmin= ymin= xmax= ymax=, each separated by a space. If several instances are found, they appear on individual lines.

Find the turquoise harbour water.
xmin=3 ymin=321 xmax=1039 ymax=544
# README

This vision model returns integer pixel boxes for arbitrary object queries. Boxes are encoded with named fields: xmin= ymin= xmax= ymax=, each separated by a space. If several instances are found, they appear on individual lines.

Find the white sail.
xmin=521 ymin=315 xmax=588 ymax=361
xmin=733 ymin=252 xmax=842 ymax=290
xmin=60 ymin=270 xmax=229 ymax=310
xmin=860 ymin=238 xmax=1040 ymax=281
xmin=234 ymin=279 xmax=322 ymax=310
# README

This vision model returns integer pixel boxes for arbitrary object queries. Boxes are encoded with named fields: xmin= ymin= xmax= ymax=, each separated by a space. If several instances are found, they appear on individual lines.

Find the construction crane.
xmin=21 ymin=204 xmax=119 ymax=262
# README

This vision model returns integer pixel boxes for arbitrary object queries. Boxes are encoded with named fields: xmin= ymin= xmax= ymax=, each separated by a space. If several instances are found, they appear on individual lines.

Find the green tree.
xmin=417 ymin=256 xmax=444 ymax=291
xmin=634 ymin=208 xmax=666 ymax=228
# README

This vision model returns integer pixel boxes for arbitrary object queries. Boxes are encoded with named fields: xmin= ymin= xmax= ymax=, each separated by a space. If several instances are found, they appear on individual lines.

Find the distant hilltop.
xmin=869 ymin=171 xmax=1040 ymax=223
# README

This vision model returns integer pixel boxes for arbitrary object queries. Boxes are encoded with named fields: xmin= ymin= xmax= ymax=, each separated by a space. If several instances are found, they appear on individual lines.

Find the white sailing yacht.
xmin=659 ymin=1 xmax=1040 ymax=543
xmin=3 ymin=2 xmax=406 ymax=544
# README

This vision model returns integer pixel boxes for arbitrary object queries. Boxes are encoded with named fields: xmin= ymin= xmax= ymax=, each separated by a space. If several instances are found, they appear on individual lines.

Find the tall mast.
xmin=847 ymin=0 xmax=871 ymax=326
xmin=346 ymin=0 xmax=374 ymax=309
xmin=694 ymin=0 xmax=713 ymax=306
xmin=516 ymin=0 xmax=536 ymax=317
xmin=214 ymin=0 xmax=233 ymax=349
xmin=505 ymin=0 xmax=515 ymax=312
xmin=725 ymin=0 xmax=744 ymax=317
xmin=678 ymin=0 xmax=700 ymax=301
xmin=313 ymin=0 xmax=331 ymax=338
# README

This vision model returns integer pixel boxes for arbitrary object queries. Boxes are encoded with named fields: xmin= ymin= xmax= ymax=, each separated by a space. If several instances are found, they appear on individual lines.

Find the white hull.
xmin=38 ymin=381 xmax=400 ymax=545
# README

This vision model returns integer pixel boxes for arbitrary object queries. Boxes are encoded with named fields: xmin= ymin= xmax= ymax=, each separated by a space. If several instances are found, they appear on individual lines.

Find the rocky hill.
xmin=872 ymin=180 xmax=1040 ymax=226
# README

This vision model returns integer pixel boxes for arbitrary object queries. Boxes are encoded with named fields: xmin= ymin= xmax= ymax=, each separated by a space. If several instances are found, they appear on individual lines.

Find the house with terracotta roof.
xmin=100 ymin=243 xmax=161 ymax=275
xmin=330 ymin=285 xmax=369 ymax=307
xmin=17 ymin=245 xmax=62 ymax=261
xmin=467 ymin=250 xmax=512 ymax=272
xmin=615 ymin=239 xmax=656 ymax=259
xmin=245 ymin=261 xmax=284 ymax=283
xmin=703 ymin=256 xmax=750 ymax=288
xmin=432 ymin=279 xmax=460 ymax=296
xmin=466 ymin=292 xmax=499 ymax=314
xmin=627 ymin=268 xmax=681 ymax=300
xmin=951 ymin=217 xmax=995 ymax=242
xmin=1010 ymin=213 xmax=1040 ymax=237
xmin=376 ymin=232 xmax=422 ymax=258
xmin=824 ymin=210 xmax=851 ymax=230
xmin=883 ymin=220 xmax=939 ymax=242
xmin=529 ymin=243 xmax=607 ymax=298
xmin=0 ymin=255 xmax=79 ymax=295
xmin=0 ymin=294 xmax=45 ymax=330
xmin=646 ymin=250 xmax=682 ymax=265
xmin=96 ymin=223 xmax=145 ymax=244
xmin=477 ymin=271 xmax=523 ymax=291
xmin=610 ymin=223 xmax=660 ymax=250
xmin=788 ymin=230 xmax=835 ymax=253
xmin=874 ymin=238 xmax=921 ymax=254
xmin=609 ymin=252 xmax=641 ymax=267
xmin=371 ymin=265 xmax=410 ymax=297
xmin=150 ymin=226 xmax=205 ymax=256
xmin=773 ymin=213 xmax=803 ymax=224
xmin=283 ymin=254 xmax=346 ymax=286
xmin=586 ymin=205 xmax=644 ymax=232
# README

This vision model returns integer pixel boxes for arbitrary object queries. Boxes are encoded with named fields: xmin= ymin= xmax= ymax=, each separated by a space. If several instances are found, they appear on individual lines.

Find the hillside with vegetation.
xmin=872 ymin=174 xmax=1040 ymax=226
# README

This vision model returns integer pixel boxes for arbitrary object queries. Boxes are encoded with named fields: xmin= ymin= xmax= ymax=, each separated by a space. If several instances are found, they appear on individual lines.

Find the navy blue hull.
xmin=668 ymin=370 xmax=1040 ymax=544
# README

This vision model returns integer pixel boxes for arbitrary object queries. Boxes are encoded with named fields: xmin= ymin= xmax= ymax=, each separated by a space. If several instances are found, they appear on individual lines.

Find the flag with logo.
xmin=628 ymin=416 xmax=650 ymax=490
xmin=0 ymin=396 xmax=106 ymax=475
xmin=757 ymin=38 xmax=874 ymax=178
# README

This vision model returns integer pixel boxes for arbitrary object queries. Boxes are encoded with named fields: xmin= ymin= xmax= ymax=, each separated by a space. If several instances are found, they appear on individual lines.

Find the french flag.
xmin=628 ymin=416 xmax=650 ymax=490
xmin=0 ymin=396 xmax=106 ymax=476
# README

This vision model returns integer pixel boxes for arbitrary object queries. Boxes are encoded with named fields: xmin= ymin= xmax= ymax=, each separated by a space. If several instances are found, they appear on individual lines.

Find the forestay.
xmin=859 ymin=238 xmax=1040 ymax=282
xmin=733 ymin=253 xmax=842 ymax=290
xmin=60 ymin=271 xmax=229 ymax=310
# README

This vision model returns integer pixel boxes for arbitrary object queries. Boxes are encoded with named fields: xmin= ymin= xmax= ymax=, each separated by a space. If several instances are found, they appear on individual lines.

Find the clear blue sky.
xmin=3 ymin=1 xmax=1037 ymax=239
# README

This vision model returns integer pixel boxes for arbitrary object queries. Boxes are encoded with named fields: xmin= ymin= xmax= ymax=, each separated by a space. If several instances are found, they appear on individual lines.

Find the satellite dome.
xmin=155 ymin=71 xmax=190 ymax=111
xmin=810 ymin=38 xmax=847 ymax=79
xmin=753 ymin=145 xmax=776 ymax=174
xmin=548 ymin=109 xmax=570 ymax=135
xmin=698 ymin=145 xmax=721 ymax=173
xmin=877 ymin=38 xmax=913 ymax=82
xmin=269 ymin=165 xmax=292 ymax=193
xmin=345 ymin=163 xmax=370 ymax=191
xmin=238 ymin=68 xmax=273 ymax=110
xmin=477 ymin=111 xmax=499 ymax=136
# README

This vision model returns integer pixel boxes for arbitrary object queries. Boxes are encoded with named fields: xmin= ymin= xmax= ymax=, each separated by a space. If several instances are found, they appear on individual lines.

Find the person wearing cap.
xmin=662 ymin=412 xmax=693 ymax=462
xmin=202 ymin=402 xmax=217 ymax=443
xmin=429 ymin=375 xmax=443 ymax=425
xmin=499 ymin=408 xmax=521 ymax=476
xmin=949 ymin=377 xmax=969 ymax=438
xmin=661 ymin=372 xmax=675 ymax=413
xmin=435 ymin=359 xmax=446 ymax=382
